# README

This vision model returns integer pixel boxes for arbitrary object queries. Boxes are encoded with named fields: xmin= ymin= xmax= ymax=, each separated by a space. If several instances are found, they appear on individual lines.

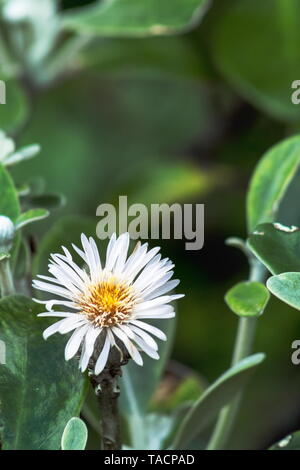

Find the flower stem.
xmin=207 ymin=258 xmax=266 ymax=450
xmin=0 ymin=256 xmax=15 ymax=297
xmin=90 ymin=370 xmax=122 ymax=450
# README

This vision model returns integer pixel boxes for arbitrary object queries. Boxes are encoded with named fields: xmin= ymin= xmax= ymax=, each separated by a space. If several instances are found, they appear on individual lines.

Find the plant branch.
xmin=0 ymin=255 xmax=15 ymax=297
xmin=207 ymin=258 xmax=266 ymax=450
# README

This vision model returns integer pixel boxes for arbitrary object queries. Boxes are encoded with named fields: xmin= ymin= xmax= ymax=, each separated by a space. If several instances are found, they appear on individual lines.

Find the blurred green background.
xmin=2 ymin=0 xmax=300 ymax=449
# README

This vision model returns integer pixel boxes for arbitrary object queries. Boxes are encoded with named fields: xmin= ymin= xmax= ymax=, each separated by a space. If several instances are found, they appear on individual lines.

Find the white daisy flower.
xmin=33 ymin=233 xmax=183 ymax=376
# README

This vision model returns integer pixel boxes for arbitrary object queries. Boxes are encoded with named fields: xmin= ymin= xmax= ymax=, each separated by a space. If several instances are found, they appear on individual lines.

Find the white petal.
xmin=80 ymin=326 xmax=102 ymax=372
xmin=144 ymin=279 xmax=180 ymax=301
xmin=117 ymin=323 xmax=135 ymax=340
xmin=38 ymin=312 xmax=76 ymax=318
xmin=129 ymin=320 xmax=167 ymax=341
xmin=114 ymin=232 xmax=130 ymax=274
xmin=58 ymin=316 xmax=87 ymax=334
xmin=94 ymin=332 xmax=111 ymax=375
xmin=133 ymin=334 xmax=159 ymax=360
xmin=105 ymin=233 xmax=117 ymax=270
xmin=43 ymin=319 xmax=65 ymax=340
xmin=135 ymin=295 xmax=183 ymax=312
xmin=129 ymin=325 xmax=158 ymax=350
xmin=65 ymin=324 xmax=90 ymax=361
xmin=81 ymin=234 xmax=100 ymax=283
xmin=72 ymin=242 xmax=88 ymax=263
xmin=112 ymin=326 xmax=143 ymax=366
xmin=33 ymin=280 xmax=73 ymax=299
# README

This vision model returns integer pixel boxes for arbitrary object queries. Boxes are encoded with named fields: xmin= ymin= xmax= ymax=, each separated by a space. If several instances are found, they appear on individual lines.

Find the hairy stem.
xmin=207 ymin=259 xmax=266 ymax=450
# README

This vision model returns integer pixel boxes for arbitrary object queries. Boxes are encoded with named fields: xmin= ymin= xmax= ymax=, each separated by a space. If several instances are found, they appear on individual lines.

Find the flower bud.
xmin=0 ymin=216 xmax=15 ymax=253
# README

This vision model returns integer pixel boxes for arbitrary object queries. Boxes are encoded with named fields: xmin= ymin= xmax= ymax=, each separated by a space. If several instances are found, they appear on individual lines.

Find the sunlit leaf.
xmin=225 ymin=281 xmax=270 ymax=317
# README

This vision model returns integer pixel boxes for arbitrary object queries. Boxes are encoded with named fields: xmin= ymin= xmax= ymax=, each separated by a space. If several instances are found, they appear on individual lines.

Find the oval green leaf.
xmin=267 ymin=272 xmax=300 ymax=311
xmin=247 ymin=135 xmax=300 ymax=232
xmin=171 ymin=353 xmax=265 ymax=449
xmin=225 ymin=281 xmax=270 ymax=317
xmin=61 ymin=417 xmax=88 ymax=450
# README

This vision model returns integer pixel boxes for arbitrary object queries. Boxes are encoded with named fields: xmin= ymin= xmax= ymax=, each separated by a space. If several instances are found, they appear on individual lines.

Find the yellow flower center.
xmin=77 ymin=278 xmax=137 ymax=328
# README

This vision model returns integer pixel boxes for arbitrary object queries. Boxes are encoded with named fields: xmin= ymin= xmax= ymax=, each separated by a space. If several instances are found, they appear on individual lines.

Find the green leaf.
xmin=171 ymin=353 xmax=265 ymax=449
xmin=15 ymin=209 xmax=49 ymax=230
xmin=0 ymin=295 xmax=87 ymax=449
xmin=225 ymin=281 xmax=270 ymax=317
xmin=80 ymin=36 xmax=208 ymax=81
xmin=3 ymin=144 xmax=40 ymax=167
xmin=25 ymin=193 xmax=66 ymax=210
xmin=267 ymin=272 xmax=300 ymax=311
xmin=247 ymin=135 xmax=300 ymax=232
xmin=61 ymin=417 xmax=88 ymax=450
xmin=63 ymin=0 xmax=210 ymax=37
xmin=270 ymin=431 xmax=300 ymax=450
xmin=120 ymin=316 xmax=176 ymax=449
xmin=248 ymin=222 xmax=300 ymax=275
xmin=0 ymin=163 xmax=20 ymax=221
xmin=210 ymin=0 xmax=300 ymax=121
xmin=0 ymin=80 xmax=28 ymax=133
xmin=150 ymin=375 xmax=205 ymax=414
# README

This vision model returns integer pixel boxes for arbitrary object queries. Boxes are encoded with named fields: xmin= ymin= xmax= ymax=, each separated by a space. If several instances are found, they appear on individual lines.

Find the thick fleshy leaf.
xmin=0 ymin=163 xmax=20 ymax=221
xmin=61 ymin=417 xmax=88 ymax=450
xmin=225 ymin=281 xmax=270 ymax=317
xmin=15 ymin=208 xmax=49 ymax=230
xmin=0 ymin=295 xmax=87 ymax=450
xmin=120 ymin=317 xmax=176 ymax=449
xmin=267 ymin=273 xmax=300 ymax=311
xmin=63 ymin=0 xmax=210 ymax=37
xmin=270 ymin=431 xmax=300 ymax=450
xmin=248 ymin=223 xmax=300 ymax=275
xmin=210 ymin=0 xmax=300 ymax=121
xmin=171 ymin=353 xmax=265 ymax=449
xmin=247 ymin=135 xmax=300 ymax=232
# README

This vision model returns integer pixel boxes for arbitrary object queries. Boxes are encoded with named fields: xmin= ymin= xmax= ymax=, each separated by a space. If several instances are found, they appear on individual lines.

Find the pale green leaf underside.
xmin=267 ymin=272 xmax=300 ymax=311
xmin=61 ymin=417 xmax=88 ymax=450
